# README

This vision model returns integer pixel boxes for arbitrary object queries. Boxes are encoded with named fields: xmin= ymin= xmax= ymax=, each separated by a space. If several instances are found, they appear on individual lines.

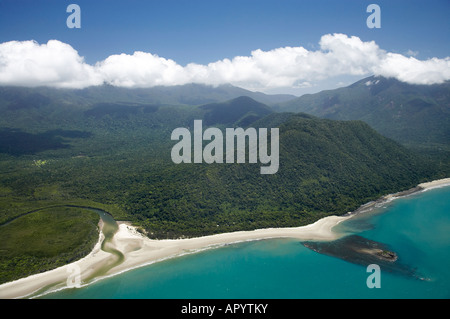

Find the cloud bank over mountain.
xmin=1 ymin=33 xmax=449 ymax=92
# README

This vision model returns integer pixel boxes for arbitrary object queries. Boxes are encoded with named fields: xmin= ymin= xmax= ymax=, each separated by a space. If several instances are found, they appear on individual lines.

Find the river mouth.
xmin=4 ymin=205 xmax=126 ymax=286
xmin=72 ymin=208 xmax=125 ymax=282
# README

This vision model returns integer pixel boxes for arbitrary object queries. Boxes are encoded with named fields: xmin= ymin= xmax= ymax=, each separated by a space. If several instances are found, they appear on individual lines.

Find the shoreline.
xmin=0 ymin=215 xmax=349 ymax=299
xmin=1 ymin=177 xmax=449 ymax=299
xmin=346 ymin=177 xmax=450 ymax=217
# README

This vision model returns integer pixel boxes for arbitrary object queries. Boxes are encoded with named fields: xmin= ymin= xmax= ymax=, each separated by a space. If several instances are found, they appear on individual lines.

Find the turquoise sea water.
xmin=43 ymin=185 xmax=450 ymax=299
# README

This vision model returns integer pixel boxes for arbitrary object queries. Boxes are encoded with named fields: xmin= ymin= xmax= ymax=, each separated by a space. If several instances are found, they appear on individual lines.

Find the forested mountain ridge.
xmin=275 ymin=76 xmax=450 ymax=153
xmin=130 ymin=113 xmax=439 ymax=238
xmin=0 ymin=83 xmax=296 ymax=111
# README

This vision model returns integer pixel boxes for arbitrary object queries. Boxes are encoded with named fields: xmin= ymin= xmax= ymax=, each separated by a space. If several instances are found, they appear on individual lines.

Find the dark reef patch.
xmin=303 ymin=235 xmax=423 ymax=279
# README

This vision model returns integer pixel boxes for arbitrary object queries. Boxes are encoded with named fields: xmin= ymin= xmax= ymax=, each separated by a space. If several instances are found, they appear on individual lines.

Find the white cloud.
xmin=0 ymin=34 xmax=449 ymax=92
xmin=373 ymin=53 xmax=450 ymax=85
xmin=0 ymin=40 xmax=102 ymax=88
xmin=96 ymin=51 xmax=189 ymax=87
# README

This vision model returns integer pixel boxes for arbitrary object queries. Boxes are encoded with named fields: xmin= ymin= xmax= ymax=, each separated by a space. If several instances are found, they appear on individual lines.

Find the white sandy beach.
xmin=0 ymin=215 xmax=348 ymax=299
xmin=0 ymin=177 xmax=449 ymax=299
xmin=418 ymin=177 xmax=450 ymax=190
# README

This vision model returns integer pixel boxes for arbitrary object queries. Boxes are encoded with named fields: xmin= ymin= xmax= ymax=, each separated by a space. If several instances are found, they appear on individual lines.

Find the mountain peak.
xmin=199 ymin=96 xmax=273 ymax=126
xmin=276 ymin=76 xmax=450 ymax=151
xmin=227 ymin=95 xmax=266 ymax=105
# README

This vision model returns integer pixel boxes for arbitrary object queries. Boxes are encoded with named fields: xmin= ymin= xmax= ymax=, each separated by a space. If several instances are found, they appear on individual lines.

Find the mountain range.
xmin=2 ymin=75 xmax=448 ymax=153
xmin=0 ymin=83 xmax=295 ymax=110
xmin=275 ymin=76 xmax=450 ymax=153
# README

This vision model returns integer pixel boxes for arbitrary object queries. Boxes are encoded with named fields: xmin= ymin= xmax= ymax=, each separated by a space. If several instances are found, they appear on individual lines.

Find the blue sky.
xmin=0 ymin=0 xmax=449 ymax=94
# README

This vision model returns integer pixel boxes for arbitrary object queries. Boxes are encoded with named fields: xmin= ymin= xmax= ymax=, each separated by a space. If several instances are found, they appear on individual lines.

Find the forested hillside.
xmin=0 ymin=86 xmax=443 ymax=239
